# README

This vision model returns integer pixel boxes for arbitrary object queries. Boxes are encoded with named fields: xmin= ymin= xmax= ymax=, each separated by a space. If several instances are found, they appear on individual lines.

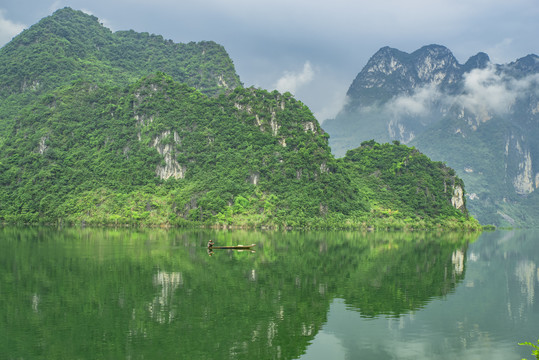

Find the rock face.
xmin=152 ymin=131 xmax=185 ymax=180
xmin=329 ymin=45 xmax=493 ymax=148
xmin=345 ymin=45 xmax=462 ymax=108
xmin=512 ymin=144 xmax=535 ymax=195
xmin=324 ymin=44 xmax=539 ymax=226
xmin=451 ymin=185 xmax=465 ymax=211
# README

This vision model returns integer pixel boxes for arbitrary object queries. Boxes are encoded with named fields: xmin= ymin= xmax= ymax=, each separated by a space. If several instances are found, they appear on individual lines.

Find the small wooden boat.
xmin=210 ymin=244 xmax=256 ymax=250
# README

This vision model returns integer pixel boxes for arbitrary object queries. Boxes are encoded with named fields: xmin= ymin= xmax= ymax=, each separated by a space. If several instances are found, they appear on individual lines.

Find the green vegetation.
xmin=0 ymin=8 xmax=240 ymax=98
xmin=520 ymin=339 xmax=539 ymax=360
xmin=0 ymin=8 xmax=481 ymax=230
xmin=0 ymin=74 xmax=478 ymax=229
xmin=343 ymin=140 xmax=467 ymax=217
xmin=335 ymin=140 xmax=478 ymax=230
xmin=0 ymin=7 xmax=240 ymax=137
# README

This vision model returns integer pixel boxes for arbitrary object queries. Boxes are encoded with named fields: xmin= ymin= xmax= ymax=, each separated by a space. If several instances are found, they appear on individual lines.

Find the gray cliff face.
xmin=451 ymin=185 xmax=465 ymax=211
xmin=345 ymin=45 xmax=463 ymax=109
xmin=324 ymin=45 xmax=539 ymax=226
xmin=332 ymin=45 xmax=491 ymax=149
xmin=152 ymin=130 xmax=186 ymax=180
xmin=410 ymin=45 xmax=460 ymax=85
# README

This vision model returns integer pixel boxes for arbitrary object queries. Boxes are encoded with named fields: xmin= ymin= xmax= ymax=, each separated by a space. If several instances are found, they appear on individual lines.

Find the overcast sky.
xmin=1 ymin=0 xmax=538 ymax=121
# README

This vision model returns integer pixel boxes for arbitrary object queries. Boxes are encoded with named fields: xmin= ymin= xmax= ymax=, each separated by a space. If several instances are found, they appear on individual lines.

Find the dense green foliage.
xmin=0 ymin=73 xmax=359 ymax=227
xmin=0 ymin=73 xmax=476 ymax=228
xmin=519 ymin=339 xmax=539 ymax=360
xmin=0 ymin=8 xmax=240 ymax=97
xmin=0 ymin=9 xmax=479 ymax=229
xmin=342 ymin=140 xmax=467 ymax=219
xmin=0 ymin=7 xmax=240 ymax=136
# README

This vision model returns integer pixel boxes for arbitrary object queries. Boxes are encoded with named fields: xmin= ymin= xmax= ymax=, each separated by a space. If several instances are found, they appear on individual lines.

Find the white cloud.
xmin=457 ymin=65 xmax=515 ymax=115
xmin=274 ymin=61 xmax=315 ymax=95
xmin=457 ymin=65 xmax=539 ymax=115
xmin=382 ymin=64 xmax=539 ymax=127
xmin=0 ymin=9 xmax=26 ymax=47
xmin=388 ymin=84 xmax=442 ymax=117
xmin=511 ymin=72 xmax=539 ymax=97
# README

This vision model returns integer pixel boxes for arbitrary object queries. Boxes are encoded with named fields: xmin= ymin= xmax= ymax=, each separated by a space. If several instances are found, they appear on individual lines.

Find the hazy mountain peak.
xmin=463 ymin=52 xmax=490 ymax=71
xmin=371 ymin=46 xmax=408 ymax=58
xmin=412 ymin=44 xmax=454 ymax=59
xmin=345 ymin=44 xmax=461 ymax=107
xmin=508 ymin=54 xmax=539 ymax=74
xmin=361 ymin=46 xmax=408 ymax=74
xmin=411 ymin=44 xmax=459 ymax=83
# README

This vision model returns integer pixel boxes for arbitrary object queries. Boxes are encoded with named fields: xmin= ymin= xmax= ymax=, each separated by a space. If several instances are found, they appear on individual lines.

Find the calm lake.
xmin=1 ymin=227 xmax=538 ymax=359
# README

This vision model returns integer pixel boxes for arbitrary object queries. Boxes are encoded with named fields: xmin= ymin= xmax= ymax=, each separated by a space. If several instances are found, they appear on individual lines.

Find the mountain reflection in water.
xmin=2 ymin=228 xmax=536 ymax=359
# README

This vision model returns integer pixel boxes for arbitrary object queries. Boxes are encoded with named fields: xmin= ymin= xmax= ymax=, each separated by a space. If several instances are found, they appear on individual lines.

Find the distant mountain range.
xmin=323 ymin=44 xmax=539 ymax=226
xmin=0 ymin=9 xmax=476 ymax=229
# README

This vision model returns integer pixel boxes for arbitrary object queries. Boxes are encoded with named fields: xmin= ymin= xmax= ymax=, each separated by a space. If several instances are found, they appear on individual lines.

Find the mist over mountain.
xmin=324 ymin=44 xmax=539 ymax=226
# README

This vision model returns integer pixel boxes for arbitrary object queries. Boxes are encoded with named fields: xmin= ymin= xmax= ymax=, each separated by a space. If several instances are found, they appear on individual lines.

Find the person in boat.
xmin=207 ymin=239 xmax=214 ymax=249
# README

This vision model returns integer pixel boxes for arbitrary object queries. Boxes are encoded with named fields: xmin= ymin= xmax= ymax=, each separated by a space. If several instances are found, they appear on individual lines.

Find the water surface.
xmin=1 ymin=228 xmax=537 ymax=359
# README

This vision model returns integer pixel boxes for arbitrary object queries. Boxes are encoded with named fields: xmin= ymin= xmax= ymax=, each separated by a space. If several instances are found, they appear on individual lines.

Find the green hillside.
xmin=0 ymin=7 xmax=240 ymax=137
xmin=0 ymin=9 xmax=479 ymax=230
xmin=0 ymin=7 xmax=240 ymax=97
